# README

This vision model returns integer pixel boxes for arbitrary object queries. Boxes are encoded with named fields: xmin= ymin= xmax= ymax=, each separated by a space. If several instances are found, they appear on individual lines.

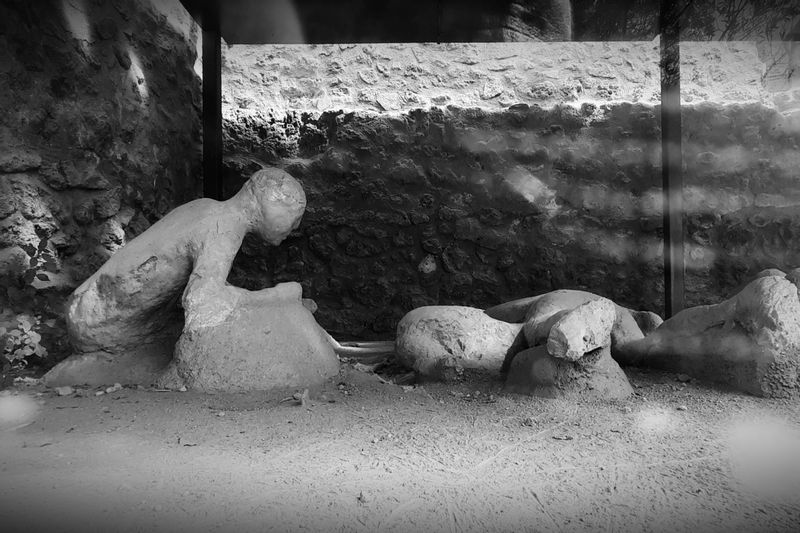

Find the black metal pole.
xmin=202 ymin=1 xmax=222 ymax=200
xmin=660 ymin=0 xmax=684 ymax=317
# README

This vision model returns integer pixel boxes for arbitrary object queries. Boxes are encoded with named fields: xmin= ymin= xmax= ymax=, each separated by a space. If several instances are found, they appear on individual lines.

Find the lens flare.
xmin=726 ymin=414 xmax=800 ymax=502
xmin=0 ymin=393 xmax=39 ymax=431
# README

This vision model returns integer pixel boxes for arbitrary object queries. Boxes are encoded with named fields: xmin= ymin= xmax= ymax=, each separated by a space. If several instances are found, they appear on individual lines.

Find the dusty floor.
xmin=2 ymin=364 xmax=800 ymax=533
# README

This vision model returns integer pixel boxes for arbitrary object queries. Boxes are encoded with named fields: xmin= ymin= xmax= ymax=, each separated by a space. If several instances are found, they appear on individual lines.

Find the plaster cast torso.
xmin=67 ymin=198 xmax=249 ymax=351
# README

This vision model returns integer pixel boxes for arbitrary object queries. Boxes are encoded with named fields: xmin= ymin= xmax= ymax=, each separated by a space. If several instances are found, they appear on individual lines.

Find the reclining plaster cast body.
xmin=504 ymin=297 xmax=635 ymax=399
xmin=617 ymin=271 xmax=800 ymax=398
xmin=394 ymin=290 xmax=654 ymax=398
xmin=45 ymin=168 xmax=343 ymax=388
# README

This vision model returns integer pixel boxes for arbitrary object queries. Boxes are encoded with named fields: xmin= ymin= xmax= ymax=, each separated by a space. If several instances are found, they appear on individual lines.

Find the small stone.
xmin=55 ymin=386 xmax=74 ymax=397
xmin=375 ymin=95 xmax=399 ymax=111
xmin=178 ymin=385 xmax=187 ymax=392
xmin=676 ymin=374 xmax=691 ymax=383
xmin=95 ymin=390 xmax=105 ymax=397
xmin=481 ymin=80 xmax=502 ymax=100
xmin=292 ymin=389 xmax=310 ymax=406
xmin=417 ymin=254 xmax=437 ymax=274
xmin=353 ymin=363 xmax=375 ymax=373
xmin=217 ymin=411 xmax=225 ymax=417
xmin=676 ymin=405 xmax=688 ymax=411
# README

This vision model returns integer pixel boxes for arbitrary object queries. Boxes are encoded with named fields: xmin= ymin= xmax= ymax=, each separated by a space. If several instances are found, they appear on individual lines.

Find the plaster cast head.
xmin=242 ymin=168 xmax=306 ymax=245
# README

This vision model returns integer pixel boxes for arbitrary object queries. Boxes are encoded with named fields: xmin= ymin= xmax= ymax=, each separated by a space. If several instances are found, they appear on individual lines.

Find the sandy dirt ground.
xmin=2 ymin=364 xmax=800 ymax=533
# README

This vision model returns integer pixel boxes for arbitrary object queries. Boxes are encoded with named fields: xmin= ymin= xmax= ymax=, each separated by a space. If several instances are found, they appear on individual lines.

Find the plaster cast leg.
xmin=45 ymin=282 xmax=185 ymax=386
xmin=159 ymin=281 xmax=339 ymax=392
xmin=44 ymin=344 xmax=173 ymax=388
xmin=44 ymin=322 xmax=182 ymax=387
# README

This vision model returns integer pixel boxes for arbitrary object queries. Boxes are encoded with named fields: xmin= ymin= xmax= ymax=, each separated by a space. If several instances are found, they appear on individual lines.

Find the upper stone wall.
xmin=222 ymin=41 xmax=769 ymax=114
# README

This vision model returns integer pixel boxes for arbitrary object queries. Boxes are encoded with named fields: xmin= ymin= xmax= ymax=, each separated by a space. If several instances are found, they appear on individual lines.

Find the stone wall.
xmin=222 ymin=41 xmax=767 ymax=114
xmin=222 ymin=41 xmax=800 ymax=340
xmin=0 ymin=0 xmax=201 ymax=361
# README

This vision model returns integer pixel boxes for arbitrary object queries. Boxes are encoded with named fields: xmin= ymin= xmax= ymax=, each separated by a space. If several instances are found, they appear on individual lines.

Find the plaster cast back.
xmin=66 ymin=198 xmax=245 ymax=352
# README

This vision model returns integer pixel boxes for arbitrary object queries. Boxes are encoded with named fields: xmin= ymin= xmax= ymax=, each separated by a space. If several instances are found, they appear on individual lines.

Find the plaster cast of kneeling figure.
xmin=45 ymin=168 xmax=339 ymax=388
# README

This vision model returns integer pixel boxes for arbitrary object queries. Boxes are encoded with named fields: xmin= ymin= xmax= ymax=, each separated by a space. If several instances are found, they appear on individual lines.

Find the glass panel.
xmin=680 ymin=1 xmax=800 ymax=306
xmin=221 ymin=1 xmax=666 ymax=338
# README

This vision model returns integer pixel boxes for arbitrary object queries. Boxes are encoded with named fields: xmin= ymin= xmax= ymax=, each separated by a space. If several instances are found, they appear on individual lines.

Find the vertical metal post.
xmin=202 ymin=1 xmax=223 ymax=200
xmin=660 ymin=0 xmax=684 ymax=317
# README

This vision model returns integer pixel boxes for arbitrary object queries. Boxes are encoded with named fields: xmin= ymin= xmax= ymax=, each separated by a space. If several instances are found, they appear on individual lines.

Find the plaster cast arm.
xmin=181 ymin=239 xmax=304 ymax=329
xmin=183 ymin=240 xmax=394 ymax=358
